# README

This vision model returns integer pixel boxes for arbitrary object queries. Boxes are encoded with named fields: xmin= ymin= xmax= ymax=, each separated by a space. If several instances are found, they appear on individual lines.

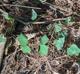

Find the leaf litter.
xmin=0 ymin=0 xmax=80 ymax=74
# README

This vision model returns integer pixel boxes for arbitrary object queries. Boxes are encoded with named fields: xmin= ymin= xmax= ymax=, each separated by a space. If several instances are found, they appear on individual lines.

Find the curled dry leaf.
xmin=55 ymin=0 xmax=68 ymax=7
xmin=0 ymin=43 xmax=6 ymax=66
xmin=71 ymin=27 xmax=80 ymax=38
xmin=25 ymin=33 xmax=36 ymax=40
xmin=0 ymin=35 xmax=6 ymax=66
xmin=53 ymin=71 xmax=59 ymax=74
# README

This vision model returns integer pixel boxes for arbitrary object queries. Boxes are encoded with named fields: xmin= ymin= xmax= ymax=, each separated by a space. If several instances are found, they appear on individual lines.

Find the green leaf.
xmin=18 ymin=33 xmax=31 ymax=54
xmin=40 ymin=35 xmax=49 ymax=44
xmin=54 ymin=22 xmax=62 ymax=33
xmin=18 ymin=33 xmax=28 ymax=46
xmin=39 ymin=44 xmax=48 ymax=56
xmin=64 ymin=17 xmax=73 ymax=25
xmin=58 ymin=30 xmax=68 ymax=38
xmin=54 ymin=37 xmax=65 ymax=50
xmin=21 ymin=46 xmax=31 ymax=54
xmin=67 ymin=44 xmax=80 ymax=56
xmin=0 ymin=34 xmax=6 ymax=43
xmin=2 ymin=12 xmax=13 ymax=21
xmin=31 ymin=9 xmax=37 ymax=21
xmin=39 ymin=0 xmax=46 ymax=3
xmin=65 ymin=17 xmax=71 ymax=24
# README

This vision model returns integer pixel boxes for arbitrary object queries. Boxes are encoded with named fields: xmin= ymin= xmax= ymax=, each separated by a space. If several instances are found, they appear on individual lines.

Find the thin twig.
xmin=0 ymin=4 xmax=41 ymax=10
xmin=0 ymin=8 xmax=76 ymax=25
xmin=44 ymin=2 xmax=73 ymax=16
xmin=54 ymin=55 xmax=69 ymax=60
xmin=27 ymin=18 xmax=67 ymax=24
xmin=14 ymin=17 xmax=67 ymax=25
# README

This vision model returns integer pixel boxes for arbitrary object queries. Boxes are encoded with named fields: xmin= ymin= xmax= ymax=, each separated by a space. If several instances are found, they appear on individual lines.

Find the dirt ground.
xmin=0 ymin=0 xmax=80 ymax=74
